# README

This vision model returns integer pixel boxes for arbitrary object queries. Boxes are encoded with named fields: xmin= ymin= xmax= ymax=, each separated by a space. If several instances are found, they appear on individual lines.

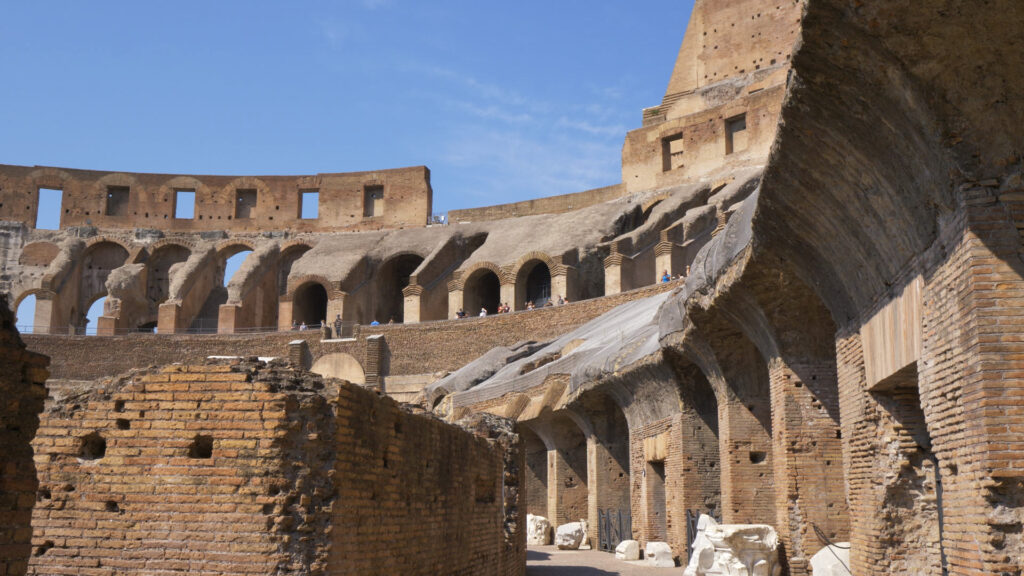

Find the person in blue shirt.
xmin=661 ymin=270 xmax=671 ymax=283
xmin=370 ymin=319 xmax=380 ymax=326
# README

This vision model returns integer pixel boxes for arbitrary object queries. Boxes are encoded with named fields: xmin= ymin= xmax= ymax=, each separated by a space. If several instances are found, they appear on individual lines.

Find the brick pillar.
xmin=718 ymin=398 xmax=775 ymax=525
xmin=547 ymin=449 xmax=572 ymax=527
xmin=604 ymin=252 xmax=634 ymax=296
xmin=364 ymin=334 xmax=385 ymax=390
xmin=95 ymin=315 xmax=117 ymax=336
xmin=157 ymin=302 xmax=181 ymax=334
xmin=551 ymin=266 xmax=578 ymax=303
xmin=218 ymin=304 xmax=240 ymax=334
xmin=768 ymin=359 xmax=849 ymax=576
xmin=402 ymin=284 xmax=422 ymax=324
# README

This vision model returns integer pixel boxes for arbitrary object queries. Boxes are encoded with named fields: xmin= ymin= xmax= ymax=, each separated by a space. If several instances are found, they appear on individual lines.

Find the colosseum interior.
xmin=2 ymin=0 xmax=1023 ymax=574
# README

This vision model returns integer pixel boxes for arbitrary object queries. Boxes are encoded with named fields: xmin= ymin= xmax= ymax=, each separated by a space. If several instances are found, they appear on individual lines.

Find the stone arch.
xmin=291 ymin=280 xmax=329 ymax=327
xmin=79 ymin=241 xmax=130 ymax=327
xmin=375 ymin=252 xmax=425 ymax=324
xmin=462 ymin=263 xmax=502 ymax=316
xmin=145 ymin=243 xmax=192 ymax=307
xmin=514 ymin=253 xmax=554 ymax=309
xmin=19 ymin=242 xmax=60 ymax=267
xmin=157 ymin=176 xmax=211 ymax=221
xmin=520 ymin=425 xmax=550 ymax=522
xmin=279 ymin=242 xmax=313 ymax=296
xmin=309 ymin=353 xmax=365 ymax=384
xmin=223 ymin=177 xmax=270 ymax=220
xmin=27 ymin=167 xmax=72 ymax=192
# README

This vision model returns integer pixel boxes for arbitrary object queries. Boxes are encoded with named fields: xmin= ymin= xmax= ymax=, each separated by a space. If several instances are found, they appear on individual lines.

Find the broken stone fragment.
xmin=683 ymin=514 xmax=782 ymax=576
xmin=809 ymin=543 xmax=851 ymax=576
xmin=526 ymin=513 xmax=551 ymax=546
xmin=614 ymin=539 xmax=640 ymax=561
xmin=554 ymin=521 xmax=586 ymax=549
xmin=645 ymin=541 xmax=675 ymax=567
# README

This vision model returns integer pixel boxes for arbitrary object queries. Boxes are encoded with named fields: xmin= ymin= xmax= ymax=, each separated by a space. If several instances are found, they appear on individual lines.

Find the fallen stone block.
xmin=527 ymin=513 xmax=551 ymax=546
xmin=645 ymin=541 xmax=675 ymax=567
xmin=810 ymin=543 xmax=851 ymax=576
xmin=615 ymin=539 xmax=640 ymax=561
xmin=555 ymin=521 xmax=586 ymax=550
xmin=683 ymin=514 xmax=782 ymax=576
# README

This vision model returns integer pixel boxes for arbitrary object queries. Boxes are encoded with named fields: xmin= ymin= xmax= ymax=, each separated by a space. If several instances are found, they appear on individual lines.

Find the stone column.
xmin=157 ymin=301 xmax=182 ymax=334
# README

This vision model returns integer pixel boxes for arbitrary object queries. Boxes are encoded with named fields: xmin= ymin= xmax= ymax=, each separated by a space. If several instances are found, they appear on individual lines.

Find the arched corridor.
xmin=292 ymin=282 xmax=328 ymax=327
xmin=464 ymin=268 xmax=501 ymax=316
xmin=375 ymin=254 xmax=423 ymax=324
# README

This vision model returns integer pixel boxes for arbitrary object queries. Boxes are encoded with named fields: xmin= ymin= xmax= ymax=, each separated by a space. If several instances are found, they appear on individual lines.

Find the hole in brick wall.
xmin=948 ymin=463 xmax=958 ymax=476
xmin=836 ymin=429 xmax=842 ymax=439
xmin=382 ymin=456 xmax=389 ymax=469
xmin=114 ymin=400 xmax=125 ymax=412
xmin=749 ymin=451 xmax=767 ymax=464
xmin=35 ymin=541 xmax=54 ymax=556
xmin=116 ymin=418 xmax=130 ymax=430
xmin=794 ymin=381 xmax=803 ymax=388
xmin=268 ymin=485 xmax=281 ymax=496
xmin=79 ymin=432 xmax=106 ymax=460
xmin=262 ymin=503 xmax=275 ymax=515
xmin=188 ymin=435 xmax=214 ymax=459
xmin=36 ymin=188 xmax=63 ymax=230
xmin=62 ymin=483 xmax=75 ymax=492
xmin=38 ymin=488 xmax=51 ymax=500
xmin=105 ymin=500 xmax=120 ymax=513
xmin=139 ymin=410 xmax=146 ymax=418
xmin=174 ymin=190 xmax=195 ymax=219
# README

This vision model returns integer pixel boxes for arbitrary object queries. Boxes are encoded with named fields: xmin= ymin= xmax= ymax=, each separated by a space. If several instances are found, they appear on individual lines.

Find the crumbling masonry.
xmin=2 ymin=0 xmax=1024 ymax=575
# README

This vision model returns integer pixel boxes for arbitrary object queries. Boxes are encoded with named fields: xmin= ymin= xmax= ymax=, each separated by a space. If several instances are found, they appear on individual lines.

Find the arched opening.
xmin=293 ymin=282 xmax=328 ymax=328
xmin=189 ymin=245 xmax=253 ymax=333
xmin=375 ymin=254 xmax=424 ymax=324
xmin=15 ymin=294 xmax=36 ymax=333
xmin=79 ymin=242 xmax=129 ymax=330
xmin=521 ymin=426 xmax=549 ymax=519
xmin=548 ymin=412 xmax=589 ymax=526
xmin=310 ymin=353 xmax=366 ymax=384
xmin=84 ymin=295 xmax=106 ymax=336
xmin=464 ymin=268 xmax=501 ymax=316
xmin=578 ymin=391 xmax=632 ymax=549
xmin=147 ymin=245 xmax=191 ymax=305
xmin=517 ymin=259 xmax=552 ymax=309
xmin=145 ymin=244 xmax=191 ymax=328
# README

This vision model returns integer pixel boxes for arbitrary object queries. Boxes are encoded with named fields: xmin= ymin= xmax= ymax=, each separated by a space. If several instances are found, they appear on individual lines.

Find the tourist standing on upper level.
xmin=456 ymin=308 xmax=467 ymax=319
xmin=661 ymin=270 xmax=671 ymax=283
xmin=333 ymin=315 xmax=343 ymax=338
xmin=479 ymin=308 xmax=487 ymax=317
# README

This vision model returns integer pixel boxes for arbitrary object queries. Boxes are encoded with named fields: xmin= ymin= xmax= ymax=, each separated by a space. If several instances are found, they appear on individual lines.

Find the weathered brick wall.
xmin=448 ymin=184 xmax=625 ymax=223
xmin=0 ymin=164 xmax=432 ymax=233
xmin=837 ymin=181 xmax=1024 ymax=576
xmin=29 ymin=361 xmax=524 ymax=576
xmin=24 ymin=280 xmax=677 ymax=384
xmin=767 ymin=359 xmax=848 ymax=575
xmin=0 ymin=295 xmax=48 ymax=576
xmin=330 ymin=387 xmax=525 ymax=575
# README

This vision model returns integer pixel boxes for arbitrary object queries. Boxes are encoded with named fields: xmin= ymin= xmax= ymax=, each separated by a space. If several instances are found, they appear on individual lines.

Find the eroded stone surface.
xmin=615 ymin=539 xmax=640 ymax=561
xmin=527 ymin=514 xmax=552 ymax=546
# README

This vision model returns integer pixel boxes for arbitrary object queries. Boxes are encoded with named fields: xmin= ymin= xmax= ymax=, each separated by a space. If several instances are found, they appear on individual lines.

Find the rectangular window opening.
xmin=363 ymin=185 xmax=384 ymax=218
xmin=300 ymin=190 xmax=319 ymax=220
xmin=105 ymin=186 xmax=130 ymax=216
xmin=661 ymin=133 xmax=685 ymax=172
xmin=725 ymin=114 xmax=748 ymax=155
xmin=235 ymin=189 xmax=257 ymax=219
xmin=36 ymin=188 xmax=63 ymax=230
xmin=174 ymin=190 xmax=196 ymax=220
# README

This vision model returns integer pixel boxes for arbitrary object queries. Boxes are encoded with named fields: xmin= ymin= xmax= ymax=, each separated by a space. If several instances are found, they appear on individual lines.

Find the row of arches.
xmin=12 ymin=241 xmax=566 ymax=333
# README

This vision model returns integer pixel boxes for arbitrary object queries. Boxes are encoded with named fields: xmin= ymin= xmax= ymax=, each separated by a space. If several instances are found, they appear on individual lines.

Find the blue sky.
xmin=1 ymin=1 xmax=692 ymax=214
xmin=6 ymin=1 xmax=694 ymax=331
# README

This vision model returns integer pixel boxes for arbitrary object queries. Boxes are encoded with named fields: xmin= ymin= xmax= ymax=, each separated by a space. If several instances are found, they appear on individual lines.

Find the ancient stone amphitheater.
xmin=2 ymin=0 xmax=1022 ymax=574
